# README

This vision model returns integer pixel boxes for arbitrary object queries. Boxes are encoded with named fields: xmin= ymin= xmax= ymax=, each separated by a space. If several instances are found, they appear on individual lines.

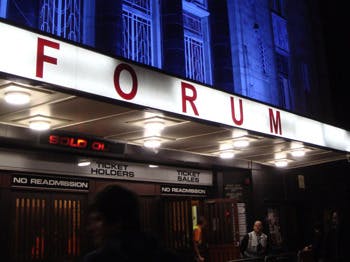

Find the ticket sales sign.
xmin=0 ymin=21 xmax=349 ymax=152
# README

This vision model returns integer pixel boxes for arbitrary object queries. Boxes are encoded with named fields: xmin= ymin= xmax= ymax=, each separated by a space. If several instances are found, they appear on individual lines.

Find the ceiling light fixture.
xmin=219 ymin=143 xmax=233 ymax=151
xmin=29 ymin=120 xmax=51 ymax=131
xmin=144 ymin=120 xmax=165 ymax=135
xmin=290 ymin=149 xmax=306 ymax=157
xmin=149 ymin=164 xmax=159 ymax=168
xmin=219 ymin=150 xmax=235 ymax=159
xmin=233 ymin=139 xmax=250 ymax=148
xmin=77 ymin=160 xmax=91 ymax=167
xmin=4 ymin=90 xmax=31 ymax=105
xmin=144 ymin=137 xmax=162 ymax=149
xmin=274 ymin=159 xmax=288 ymax=168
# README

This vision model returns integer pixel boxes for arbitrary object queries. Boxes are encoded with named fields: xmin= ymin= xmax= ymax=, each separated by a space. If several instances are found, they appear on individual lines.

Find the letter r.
xmin=181 ymin=82 xmax=199 ymax=116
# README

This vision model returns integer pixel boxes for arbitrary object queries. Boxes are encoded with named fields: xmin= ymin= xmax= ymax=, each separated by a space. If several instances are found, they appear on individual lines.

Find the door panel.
xmin=205 ymin=199 xmax=240 ymax=262
xmin=10 ymin=191 xmax=86 ymax=262
xmin=162 ymin=198 xmax=193 ymax=250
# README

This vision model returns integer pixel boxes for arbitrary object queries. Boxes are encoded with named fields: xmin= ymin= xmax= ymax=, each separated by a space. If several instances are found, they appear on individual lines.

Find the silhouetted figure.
xmin=83 ymin=185 xmax=179 ymax=262
xmin=240 ymin=220 xmax=269 ymax=259
xmin=300 ymin=222 xmax=324 ymax=262
xmin=193 ymin=216 xmax=207 ymax=261
xmin=323 ymin=211 xmax=344 ymax=262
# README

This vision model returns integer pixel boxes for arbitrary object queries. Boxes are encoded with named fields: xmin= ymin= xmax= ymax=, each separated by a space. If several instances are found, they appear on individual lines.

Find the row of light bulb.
xmin=218 ymin=136 xmax=307 ymax=168
xmin=2 ymin=85 xmax=309 ymax=165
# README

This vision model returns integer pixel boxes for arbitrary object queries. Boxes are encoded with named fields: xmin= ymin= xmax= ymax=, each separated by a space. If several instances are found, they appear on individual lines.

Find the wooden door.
xmin=205 ymin=199 xmax=240 ymax=262
xmin=10 ymin=191 xmax=87 ymax=262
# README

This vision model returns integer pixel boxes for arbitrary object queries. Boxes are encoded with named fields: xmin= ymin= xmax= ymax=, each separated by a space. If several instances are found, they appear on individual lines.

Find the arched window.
xmin=39 ymin=0 xmax=81 ymax=42
xmin=183 ymin=0 xmax=211 ymax=85
xmin=122 ymin=0 xmax=161 ymax=68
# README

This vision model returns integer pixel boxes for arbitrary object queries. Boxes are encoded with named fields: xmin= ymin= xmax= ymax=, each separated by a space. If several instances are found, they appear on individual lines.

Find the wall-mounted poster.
xmin=267 ymin=208 xmax=283 ymax=247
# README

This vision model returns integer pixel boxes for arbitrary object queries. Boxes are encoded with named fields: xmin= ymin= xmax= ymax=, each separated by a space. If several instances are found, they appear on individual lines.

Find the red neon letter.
xmin=36 ymin=38 xmax=60 ymax=78
xmin=114 ymin=63 xmax=138 ymax=100
xmin=76 ymin=139 xmax=88 ymax=148
xmin=49 ymin=135 xmax=59 ymax=145
xmin=92 ymin=142 xmax=105 ymax=151
xmin=269 ymin=108 xmax=282 ymax=135
xmin=181 ymin=82 xmax=199 ymax=116
xmin=230 ymin=97 xmax=244 ymax=126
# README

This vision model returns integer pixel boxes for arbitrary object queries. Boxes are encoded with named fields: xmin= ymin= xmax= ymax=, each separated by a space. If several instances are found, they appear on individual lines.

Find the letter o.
xmin=114 ymin=63 xmax=138 ymax=100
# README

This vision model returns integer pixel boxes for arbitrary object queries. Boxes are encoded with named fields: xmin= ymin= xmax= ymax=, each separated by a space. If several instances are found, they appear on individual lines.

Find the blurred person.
xmin=240 ymin=220 xmax=269 ymax=259
xmin=83 ymin=184 xmax=179 ymax=262
xmin=193 ymin=216 xmax=207 ymax=262
xmin=300 ymin=222 xmax=324 ymax=262
xmin=323 ymin=211 xmax=345 ymax=262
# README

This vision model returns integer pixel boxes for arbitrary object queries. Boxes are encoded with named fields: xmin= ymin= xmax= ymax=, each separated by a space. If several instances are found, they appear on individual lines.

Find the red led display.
xmin=48 ymin=135 xmax=106 ymax=152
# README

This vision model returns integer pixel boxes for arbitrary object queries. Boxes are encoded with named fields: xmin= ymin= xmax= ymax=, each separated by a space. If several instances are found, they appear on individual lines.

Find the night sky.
xmin=318 ymin=1 xmax=350 ymax=130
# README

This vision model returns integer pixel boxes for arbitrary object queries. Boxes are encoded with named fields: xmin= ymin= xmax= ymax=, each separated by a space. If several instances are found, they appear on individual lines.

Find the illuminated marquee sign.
xmin=39 ymin=132 xmax=124 ymax=154
xmin=0 ymin=21 xmax=349 ymax=152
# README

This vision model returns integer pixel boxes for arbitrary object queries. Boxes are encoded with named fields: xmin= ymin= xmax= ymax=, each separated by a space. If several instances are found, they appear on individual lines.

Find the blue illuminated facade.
xmin=0 ymin=0 xmax=332 ymax=120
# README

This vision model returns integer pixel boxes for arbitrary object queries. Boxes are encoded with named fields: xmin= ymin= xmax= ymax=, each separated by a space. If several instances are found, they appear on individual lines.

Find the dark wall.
xmin=249 ymin=160 xmax=350 ymax=252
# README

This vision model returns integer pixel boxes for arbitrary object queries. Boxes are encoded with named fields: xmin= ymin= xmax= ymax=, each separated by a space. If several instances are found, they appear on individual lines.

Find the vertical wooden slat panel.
xmin=165 ymin=200 xmax=170 ymax=247
xmin=14 ymin=198 xmax=20 ymax=261
xmin=41 ymin=199 xmax=45 ymax=260
xmin=64 ymin=200 xmax=67 ymax=256
xmin=67 ymin=200 xmax=71 ymax=256
xmin=219 ymin=202 xmax=224 ymax=244
xmin=58 ymin=199 xmax=62 ymax=257
xmin=184 ymin=200 xmax=189 ymax=248
xmin=72 ymin=200 xmax=76 ymax=256
xmin=53 ymin=199 xmax=57 ymax=258
xmin=31 ymin=198 xmax=37 ymax=260
xmin=172 ymin=201 xmax=177 ymax=248
xmin=76 ymin=200 xmax=80 ymax=256
xmin=214 ymin=204 xmax=217 ymax=243
xmin=26 ymin=198 xmax=31 ymax=261
xmin=20 ymin=198 xmax=25 ymax=261
xmin=179 ymin=201 xmax=183 ymax=247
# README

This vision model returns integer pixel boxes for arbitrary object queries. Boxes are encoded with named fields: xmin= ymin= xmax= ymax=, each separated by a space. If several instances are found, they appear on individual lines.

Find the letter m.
xmin=269 ymin=108 xmax=282 ymax=135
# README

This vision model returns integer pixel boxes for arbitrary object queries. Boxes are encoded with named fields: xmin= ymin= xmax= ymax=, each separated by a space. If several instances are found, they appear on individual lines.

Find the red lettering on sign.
xmin=91 ymin=141 xmax=105 ymax=151
xmin=269 ymin=108 xmax=282 ymax=135
xmin=113 ymin=63 xmax=138 ymax=100
xmin=36 ymin=38 xmax=60 ymax=78
xmin=75 ymin=138 xmax=88 ymax=148
xmin=47 ymin=135 xmax=105 ymax=151
xmin=230 ymin=96 xmax=244 ymax=126
xmin=60 ymin=137 xmax=70 ymax=146
xmin=49 ymin=135 xmax=59 ymax=145
xmin=181 ymin=82 xmax=199 ymax=116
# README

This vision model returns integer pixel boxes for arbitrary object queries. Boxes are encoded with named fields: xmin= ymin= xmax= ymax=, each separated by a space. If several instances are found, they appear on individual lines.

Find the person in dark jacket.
xmin=83 ymin=184 xmax=179 ymax=262
xmin=301 ymin=222 xmax=324 ymax=262
xmin=323 ymin=211 xmax=345 ymax=262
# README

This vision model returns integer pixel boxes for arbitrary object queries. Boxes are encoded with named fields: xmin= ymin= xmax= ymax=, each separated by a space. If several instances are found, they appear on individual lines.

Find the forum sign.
xmin=0 ymin=21 xmax=349 ymax=153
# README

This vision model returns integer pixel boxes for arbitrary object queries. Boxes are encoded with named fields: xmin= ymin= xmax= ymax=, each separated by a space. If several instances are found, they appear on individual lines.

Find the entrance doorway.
xmin=9 ymin=190 xmax=87 ymax=262
xmin=161 ymin=197 xmax=241 ymax=262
